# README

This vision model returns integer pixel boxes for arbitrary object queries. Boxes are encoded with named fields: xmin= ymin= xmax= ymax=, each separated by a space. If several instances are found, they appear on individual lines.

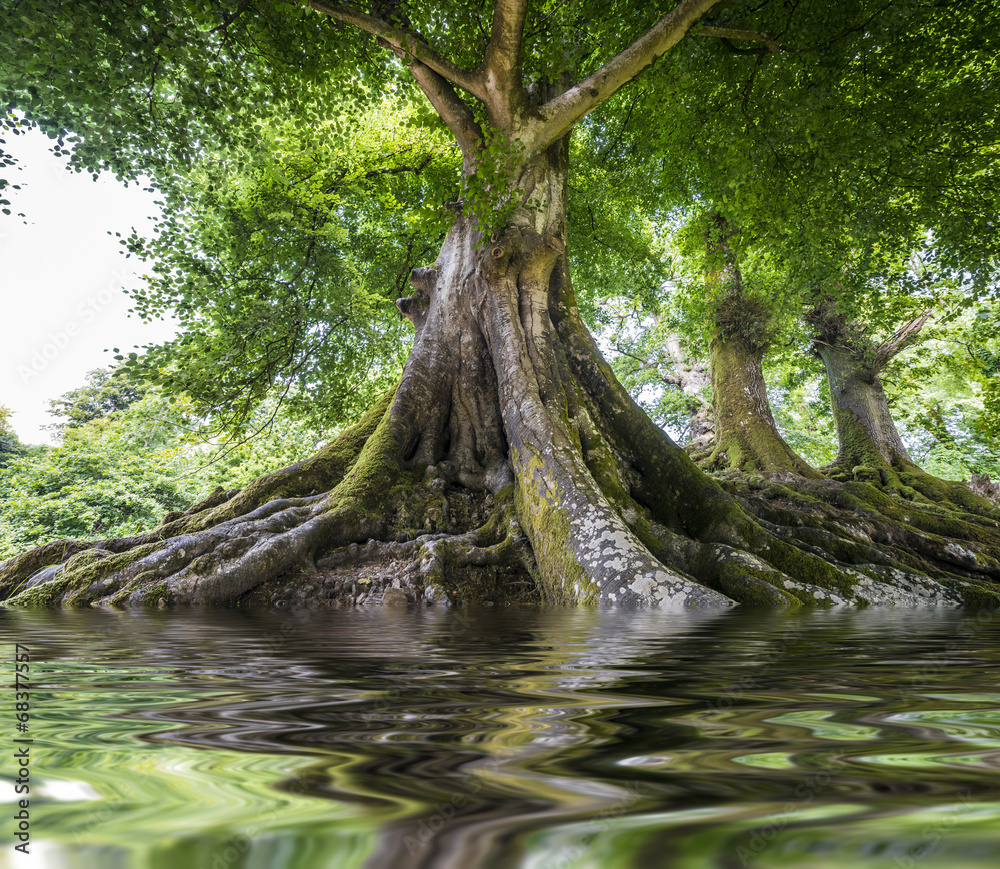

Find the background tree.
xmin=0 ymin=382 xmax=332 ymax=560
xmin=0 ymin=405 xmax=25 ymax=468
xmin=46 ymin=366 xmax=146 ymax=436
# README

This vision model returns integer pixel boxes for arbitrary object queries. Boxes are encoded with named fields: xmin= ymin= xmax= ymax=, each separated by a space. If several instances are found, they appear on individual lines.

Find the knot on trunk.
xmin=395 ymin=296 xmax=427 ymax=324
xmin=476 ymin=227 xmax=566 ymax=286
xmin=409 ymin=265 xmax=440 ymax=295
xmin=399 ymin=266 xmax=440 ymax=327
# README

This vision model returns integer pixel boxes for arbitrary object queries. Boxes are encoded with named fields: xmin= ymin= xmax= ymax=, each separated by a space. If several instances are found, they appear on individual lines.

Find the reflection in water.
xmin=1 ymin=606 xmax=1000 ymax=868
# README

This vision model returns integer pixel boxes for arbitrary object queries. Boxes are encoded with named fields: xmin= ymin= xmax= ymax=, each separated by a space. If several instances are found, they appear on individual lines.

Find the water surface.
xmin=2 ymin=606 xmax=999 ymax=868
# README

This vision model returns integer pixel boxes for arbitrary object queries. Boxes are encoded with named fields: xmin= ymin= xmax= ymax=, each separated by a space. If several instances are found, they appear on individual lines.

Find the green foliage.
xmin=47 ymin=366 xmax=146 ymax=435
xmin=567 ymin=126 xmax=674 ymax=325
xmin=463 ymin=130 xmax=526 ymax=236
xmin=0 ymin=395 xmax=192 ymax=557
xmin=0 ymin=377 xmax=334 ymax=558
xmin=643 ymin=1 xmax=1000 ymax=289
xmin=0 ymin=404 xmax=25 ymax=468
xmin=597 ymin=298 xmax=702 ymax=437
xmin=117 ymin=98 xmax=456 ymax=433
xmin=0 ymin=0 xmax=394 ymax=187
xmin=886 ymin=303 xmax=1000 ymax=479
xmin=765 ymin=347 xmax=839 ymax=469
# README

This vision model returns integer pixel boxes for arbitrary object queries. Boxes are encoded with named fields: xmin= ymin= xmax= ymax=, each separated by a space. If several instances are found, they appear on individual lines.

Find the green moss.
xmin=64 ymin=548 xmax=113 ymax=572
xmin=188 ymin=554 xmax=215 ymax=575
xmin=323 ymin=400 xmax=404 ymax=519
xmin=181 ymin=386 xmax=399 ymax=534
xmin=748 ymin=530 xmax=859 ymax=601
xmin=706 ymin=333 xmax=821 ymax=479
xmin=512 ymin=447 xmax=593 ymax=605
xmin=6 ymin=542 xmax=165 ymax=607
xmin=105 ymin=576 xmax=171 ymax=608
xmin=715 ymin=567 xmax=803 ymax=607
xmin=852 ymin=465 xmax=880 ymax=483
xmin=955 ymin=583 xmax=1000 ymax=609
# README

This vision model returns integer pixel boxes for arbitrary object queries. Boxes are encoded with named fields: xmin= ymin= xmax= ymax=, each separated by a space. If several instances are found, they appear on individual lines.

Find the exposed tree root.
xmin=0 ymin=404 xmax=539 ymax=609
xmin=713 ymin=472 xmax=1000 ymax=607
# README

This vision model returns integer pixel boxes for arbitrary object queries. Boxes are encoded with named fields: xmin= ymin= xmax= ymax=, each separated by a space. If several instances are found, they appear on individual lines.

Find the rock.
xmin=424 ymin=584 xmax=449 ymax=606
xmin=381 ymin=587 xmax=409 ymax=607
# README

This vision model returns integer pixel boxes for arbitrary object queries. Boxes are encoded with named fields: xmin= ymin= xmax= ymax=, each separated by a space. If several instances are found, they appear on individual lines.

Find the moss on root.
xmin=512 ymin=448 xmax=593 ymax=605
xmin=6 ymin=542 xmax=166 ymax=607
xmin=178 ymin=387 xmax=397 ymax=535
xmin=713 ymin=566 xmax=803 ymax=607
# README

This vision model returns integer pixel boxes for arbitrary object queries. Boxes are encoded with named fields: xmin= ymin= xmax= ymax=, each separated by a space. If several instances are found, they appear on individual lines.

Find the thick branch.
xmin=483 ymin=0 xmax=531 ymax=125
xmin=873 ymin=310 xmax=930 ymax=371
xmin=308 ymin=1 xmax=485 ymax=99
xmin=487 ymin=0 xmax=528 ymax=77
xmin=527 ymin=0 xmax=721 ymax=153
xmin=697 ymin=25 xmax=781 ymax=53
xmin=407 ymin=61 xmax=485 ymax=167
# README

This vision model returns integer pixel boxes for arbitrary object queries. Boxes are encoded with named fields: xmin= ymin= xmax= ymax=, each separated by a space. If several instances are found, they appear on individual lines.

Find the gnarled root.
xmin=716 ymin=474 xmax=1000 ymax=607
xmin=0 ymin=402 xmax=538 ymax=609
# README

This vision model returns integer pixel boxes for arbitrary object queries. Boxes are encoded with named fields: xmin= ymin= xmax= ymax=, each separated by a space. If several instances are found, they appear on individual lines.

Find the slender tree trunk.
xmin=809 ymin=305 xmax=990 ymax=510
xmin=702 ymin=217 xmax=819 ymax=478
xmin=807 ymin=304 xmax=926 ymax=480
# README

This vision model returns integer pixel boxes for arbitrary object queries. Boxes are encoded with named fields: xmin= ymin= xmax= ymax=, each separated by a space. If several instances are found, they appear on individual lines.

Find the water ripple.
xmin=2 ymin=607 xmax=999 ymax=868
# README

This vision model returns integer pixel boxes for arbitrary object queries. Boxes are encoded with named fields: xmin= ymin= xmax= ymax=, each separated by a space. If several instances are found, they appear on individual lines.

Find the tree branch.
xmin=483 ymin=0 xmax=531 ymax=125
xmin=697 ymin=25 xmax=781 ymax=53
xmin=873 ymin=310 xmax=931 ymax=371
xmin=486 ymin=0 xmax=528 ymax=80
xmin=407 ymin=61 xmax=485 ymax=169
xmin=209 ymin=0 xmax=253 ymax=35
xmin=526 ymin=0 xmax=722 ymax=154
xmin=307 ymin=1 xmax=485 ymax=99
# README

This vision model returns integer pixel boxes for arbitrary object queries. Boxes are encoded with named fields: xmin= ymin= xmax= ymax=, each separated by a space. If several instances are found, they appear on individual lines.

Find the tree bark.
xmin=808 ymin=305 xmax=924 ymax=479
xmin=702 ymin=217 xmax=819 ymax=478
xmin=813 ymin=340 xmax=912 ymax=475
xmin=663 ymin=332 xmax=715 ymax=449
xmin=708 ymin=332 xmax=819 ymax=477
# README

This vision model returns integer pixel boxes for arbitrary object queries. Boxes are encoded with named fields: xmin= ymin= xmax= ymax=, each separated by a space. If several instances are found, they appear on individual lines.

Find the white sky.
xmin=0 ymin=127 xmax=177 ymax=444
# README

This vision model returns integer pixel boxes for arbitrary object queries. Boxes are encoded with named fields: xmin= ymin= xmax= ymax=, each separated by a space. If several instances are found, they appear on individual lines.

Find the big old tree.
xmin=1 ymin=0 xmax=999 ymax=609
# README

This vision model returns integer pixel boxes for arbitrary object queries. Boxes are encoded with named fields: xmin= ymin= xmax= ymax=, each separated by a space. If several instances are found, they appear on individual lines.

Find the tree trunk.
xmin=700 ymin=218 xmax=818 ymax=478
xmin=707 ymin=332 xmax=820 ymax=477
xmin=810 ymin=308 xmax=991 ymax=511
xmin=663 ymin=332 xmax=715 ymax=450
xmin=814 ymin=341 xmax=912 ymax=477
